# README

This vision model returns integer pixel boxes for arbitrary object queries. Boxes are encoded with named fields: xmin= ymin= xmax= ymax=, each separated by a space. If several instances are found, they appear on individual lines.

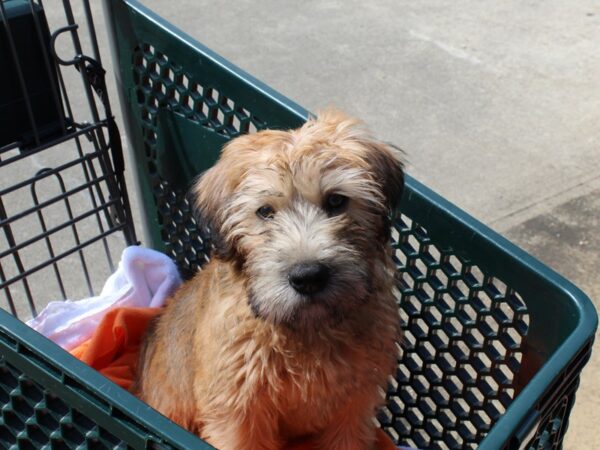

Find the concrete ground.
xmin=4 ymin=0 xmax=598 ymax=448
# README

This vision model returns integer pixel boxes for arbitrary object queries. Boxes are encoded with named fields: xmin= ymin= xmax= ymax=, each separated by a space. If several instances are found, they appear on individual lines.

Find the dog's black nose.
xmin=288 ymin=262 xmax=330 ymax=295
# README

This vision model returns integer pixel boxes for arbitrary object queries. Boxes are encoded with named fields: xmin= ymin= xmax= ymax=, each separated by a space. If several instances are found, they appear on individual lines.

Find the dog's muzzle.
xmin=288 ymin=262 xmax=330 ymax=295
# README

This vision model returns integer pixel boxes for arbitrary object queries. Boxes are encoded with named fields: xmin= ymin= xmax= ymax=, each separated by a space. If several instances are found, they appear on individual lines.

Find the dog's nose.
xmin=288 ymin=262 xmax=330 ymax=295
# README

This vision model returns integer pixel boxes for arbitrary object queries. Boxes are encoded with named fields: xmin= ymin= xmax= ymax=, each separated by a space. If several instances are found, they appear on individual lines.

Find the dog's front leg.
xmin=201 ymin=402 xmax=282 ymax=450
xmin=315 ymin=397 xmax=378 ymax=450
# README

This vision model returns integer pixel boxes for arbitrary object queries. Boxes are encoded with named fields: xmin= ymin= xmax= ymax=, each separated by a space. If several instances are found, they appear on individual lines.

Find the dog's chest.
xmin=264 ymin=339 xmax=372 ymax=437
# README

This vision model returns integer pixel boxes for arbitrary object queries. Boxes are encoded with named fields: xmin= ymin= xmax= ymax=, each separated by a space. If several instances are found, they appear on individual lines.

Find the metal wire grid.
xmin=0 ymin=0 xmax=136 ymax=319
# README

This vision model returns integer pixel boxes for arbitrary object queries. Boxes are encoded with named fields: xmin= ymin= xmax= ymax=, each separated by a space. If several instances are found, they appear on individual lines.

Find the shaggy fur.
xmin=136 ymin=110 xmax=404 ymax=450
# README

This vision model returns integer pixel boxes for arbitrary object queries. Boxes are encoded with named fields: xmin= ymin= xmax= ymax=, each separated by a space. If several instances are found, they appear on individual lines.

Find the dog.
xmin=135 ymin=109 xmax=404 ymax=450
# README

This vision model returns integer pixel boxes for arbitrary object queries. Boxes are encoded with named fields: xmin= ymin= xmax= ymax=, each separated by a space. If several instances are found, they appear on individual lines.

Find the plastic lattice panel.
xmin=381 ymin=214 xmax=530 ymax=449
xmin=132 ymin=43 xmax=267 ymax=274
xmin=0 ymin=360 xmax=129 ymax=449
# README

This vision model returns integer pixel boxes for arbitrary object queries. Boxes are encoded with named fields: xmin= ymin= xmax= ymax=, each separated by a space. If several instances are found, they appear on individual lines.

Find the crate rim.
xmin=0 ymin=309 xmax=213 ymax=449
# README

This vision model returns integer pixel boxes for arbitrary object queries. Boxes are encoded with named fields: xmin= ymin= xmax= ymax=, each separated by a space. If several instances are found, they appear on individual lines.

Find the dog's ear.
xmin=362 ymin=140 xmax=405 ymax=243
xmin=314 ymin=109 xmax=405 ymax=211
xmin=366 ymin=140 xmax=405 ymax=212
xmin=189 ymin=151 xmax=241 ymax=260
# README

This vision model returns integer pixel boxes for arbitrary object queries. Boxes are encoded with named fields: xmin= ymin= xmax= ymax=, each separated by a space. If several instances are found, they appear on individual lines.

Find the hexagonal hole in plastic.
xmin=465 ymin=327 xmax=484 ymax=350
xmin=404 ymin=352 xmax=423 ymax=374
xmin=443 ymin=316 xmax=463 ymax=337
xmin=465 ymin=265 xmax=485 ymax=288
xmin=445 ymin=374 xmax=464 ymax=396
xmin=492 ymin=363 xmax=513 ymax=386
xmin=0 ymin=424 xmax=17 ymax=444
xmin=405 ymin=406 xmax=424 ymax=427
xmin=400 ymin=386 xmax=419 ymax=408
xmin=162 ymin=66 xmax=174 ymax=83
xmin=489 ymin=277 xmax=507 ymax=297
xmin=436 ymin=351 xmax=457 ymax=373
xmin=481 ymin=314 xmax=500 ymax=336
xmin=438 ymin=407 xmax=458 ymax=429
xmin=423 ymin=363 xmax=443 ymax=384
xmin=492 ymin=301 xmax=515 ymax=324
xmin=396 ymin=363 xmax=411 ymax=385
xmin=154 ymin=50 xmax=168 ymax=65
xmin=442 ymin=254 xmax=463 ymax=277
xmin=431 ymin=385 xmax=451 ymax=407
xmin=450 ymin=397 xmax=471 ymax=420
xmin=377 ymin=406 xmax=393 ymax=426
xmin=194 ymin=101 xmax=210 ymax=120
xmin=424 ymin=417 xmax=444 ymax=439
xmin=204 ymin=88 xmax=218 ymax=107
xmin=488 ymin=339 xmax=508 ymax=361
xmin=142 ymin=43 xmax=155 ymax=57
xmin=423 ymin=305 xmax=442 ymax=328
xmin=410 ymin=257 xmax=428 ymax=280
xmin=458 ymin=363 xmax=477 ymax=383
xmin=184 ymin=95 xmax=194 ymax=113
xmin=399 ymin=270 xmax=417 ymax=292
xmin=387 ymin=394 xmax=403 ymax=417
xmin=2 ymin=409 xmax=25 ymax=431
xmin=451 ymin=279 xmax=470 ymax=303
xmin=412 ymin=374 xmax=431 ymax=395
xmin=219 ymin=96 xmax=234 ymax=113
xmin=472 ymin=352 xmax=492 ymax=373
xmin=404 ymin=295 xmax=422 ymax=317
xmin=423 ymin=243 xmax=442 ymax=267
xmin=472 ymin=408 xmax=492 ymax=431
xmin=249 ymin=118 xmax=262 ymax=133
xmin=433 ymin=269 xmax=450 ymax=290
xmin=420 ymin=281 xmax=436 ymax=301
xmin=430 ymin=328 xmax=450 ymax=351
xmin=402 ymin=234 xmax=421 ymax=257
xmin=180 ymin=73 xmax=191 ymax=91
xmin=465 ymin=386 xmax=485 ymax=409
xmin=457 ymin=420 xmax=478 ymax=441
xmin=232 ymin=114 xmax=244 ymax=133
xmin=417 ymin=341 xmax=436 ymax=364
xmin=392 ymin=416 xmax=411 ymax=436
xmin=480 ymin=375 xmax=500 ymax=397
xmin=449 ymin=339 xmax=471 ymax=362
xmin=445 ymin=430 xmax=464 ymax=449
xmin=411 ymin=318 xmax=430 ymax=340
xmin=486 ymin=397 xmax=507 ymax=419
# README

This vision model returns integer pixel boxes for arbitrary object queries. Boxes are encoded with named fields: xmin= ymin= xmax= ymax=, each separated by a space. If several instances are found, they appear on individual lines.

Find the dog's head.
xmin=191 ymin=109 xmax=404 ymax=327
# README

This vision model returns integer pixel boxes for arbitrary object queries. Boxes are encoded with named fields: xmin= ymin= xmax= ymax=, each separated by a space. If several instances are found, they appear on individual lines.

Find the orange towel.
xmin=70 ymin=307 xmax=160 ymax=391
xmin=70 ymin=307 xmax=398 ymax=450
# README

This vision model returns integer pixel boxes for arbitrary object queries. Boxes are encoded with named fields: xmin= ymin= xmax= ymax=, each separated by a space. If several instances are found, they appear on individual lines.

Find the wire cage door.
xmin=0 ymin=0 xmax=136 ymax=320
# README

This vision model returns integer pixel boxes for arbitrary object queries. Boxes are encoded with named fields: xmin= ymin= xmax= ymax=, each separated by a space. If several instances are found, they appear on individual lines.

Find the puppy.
xmin=136 ymin=110 xmax=404 ymax=450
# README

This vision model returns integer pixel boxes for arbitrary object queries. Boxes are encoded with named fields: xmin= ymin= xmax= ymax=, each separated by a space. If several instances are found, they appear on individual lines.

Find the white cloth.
xmin=27 ymin=246 xmax=182 ymax=350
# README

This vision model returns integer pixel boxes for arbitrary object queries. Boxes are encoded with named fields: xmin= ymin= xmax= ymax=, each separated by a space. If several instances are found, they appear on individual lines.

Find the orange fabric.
xmin=70 ymin=307 xmax=160 ymax=391
xmin=70 ymin=307 xmax=398 ymax=450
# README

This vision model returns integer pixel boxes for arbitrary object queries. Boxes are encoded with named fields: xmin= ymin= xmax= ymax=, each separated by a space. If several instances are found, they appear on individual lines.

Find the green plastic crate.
xmin=0 ymin=0 xmax=596 ymax=448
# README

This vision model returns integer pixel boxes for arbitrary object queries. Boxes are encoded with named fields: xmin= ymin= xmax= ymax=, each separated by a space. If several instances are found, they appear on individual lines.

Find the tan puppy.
xmin=136 ymin=110 xmax=404 ymax=450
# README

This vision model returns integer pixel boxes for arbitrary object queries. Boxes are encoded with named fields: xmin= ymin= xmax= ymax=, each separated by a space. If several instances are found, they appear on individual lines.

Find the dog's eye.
xmin=325 ymin=194 xmax=348 ymax=214
xmin=256 ymin=205 xmax=275 ymax=220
